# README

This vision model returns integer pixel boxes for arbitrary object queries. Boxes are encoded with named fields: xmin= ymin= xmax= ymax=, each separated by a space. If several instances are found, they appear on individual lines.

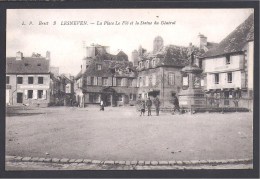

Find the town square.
xmin=4 ymin=8 xmax=255 ymax=172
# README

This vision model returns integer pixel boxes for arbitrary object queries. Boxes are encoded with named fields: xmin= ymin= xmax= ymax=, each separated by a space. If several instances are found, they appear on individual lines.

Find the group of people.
xmin=138 ymin=95 xmax=180 ymax=116
xmin=139 ymin=97 xmax=161 ymax=116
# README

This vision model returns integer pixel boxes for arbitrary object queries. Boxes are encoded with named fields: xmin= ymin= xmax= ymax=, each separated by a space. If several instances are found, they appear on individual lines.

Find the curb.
xmin=6 ymin=156 xmax=253 ymax=166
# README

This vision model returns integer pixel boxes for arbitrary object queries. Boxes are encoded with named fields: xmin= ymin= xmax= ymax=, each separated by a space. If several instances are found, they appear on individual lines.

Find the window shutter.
xmin=43 ymin=90 xmax=47 ymax=99
xmin=94 ymin=77 xmax=98 ymax=86
xmin=108 ymin=77 xmax=113 ymax=86
xmin=98 ymin=77 xmax=102 ymax=86
xmin=24 ymin=90 xmax=28 ymax=99
xmin=33 ymin=90 xmax=37 ymax=99
xmin=113 ymin=77 xmax=117 ymax=86
xmin=87 ymin=76 xmax=91 ymax=85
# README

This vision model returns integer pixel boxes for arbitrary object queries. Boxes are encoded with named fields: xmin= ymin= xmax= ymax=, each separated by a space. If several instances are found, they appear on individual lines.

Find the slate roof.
xmin=6 ymin=57 xmax=50 ymax=74
xmin=83 ymin=59 xmax=137 ymax=78
xmin=201 ymin=13 xmax=254 ymax=58
xmin=139 ymin=44 xmax=204 ymax=67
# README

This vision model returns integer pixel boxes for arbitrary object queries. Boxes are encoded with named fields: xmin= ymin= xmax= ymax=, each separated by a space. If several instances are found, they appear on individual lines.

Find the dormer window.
xmin=146 ymin=60 xmax=149 ymax=68
xmin=96 ymin=64 xmax=102 ymax=70
xmin=37 ymin=63 xmax=41 ymax=66
xmin=226 ymin=55 xmax=230 ymax=65
xmin=139 ymin=62 xmax=142 ymax=68
xmin=152 ymin=59 xmax=156 ymax=66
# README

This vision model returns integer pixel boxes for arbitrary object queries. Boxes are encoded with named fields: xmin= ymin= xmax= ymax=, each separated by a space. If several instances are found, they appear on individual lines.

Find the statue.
xmin=188 ymin=43 xmax=195 ymax=66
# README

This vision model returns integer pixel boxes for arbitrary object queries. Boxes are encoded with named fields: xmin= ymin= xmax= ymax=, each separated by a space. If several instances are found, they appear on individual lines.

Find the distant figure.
xmin=100 ymin=100 xmax=104 ymax=111
xmin=172 ymin=94 xmax=180 ymax=114
xmin=140 ymin=101 xmax=146 ymax=116
xmin=146 ymin=97 xmax=152 ymax=116
xmin=153 ymin=97 xmax=160 ymax=116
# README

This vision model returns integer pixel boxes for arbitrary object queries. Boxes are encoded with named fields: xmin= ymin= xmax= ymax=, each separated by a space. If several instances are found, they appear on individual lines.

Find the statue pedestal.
xmin=179 ymin=65 xmax=206 ymax=112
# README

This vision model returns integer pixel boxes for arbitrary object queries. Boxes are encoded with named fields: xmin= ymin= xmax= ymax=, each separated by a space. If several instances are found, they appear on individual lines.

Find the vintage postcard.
xmin=3 ymin=6 xmax=258 ymax=177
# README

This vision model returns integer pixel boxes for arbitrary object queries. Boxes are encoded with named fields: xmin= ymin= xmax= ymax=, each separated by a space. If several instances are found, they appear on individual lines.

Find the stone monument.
xmin=178 ymin=43 xmax=206 ymax=112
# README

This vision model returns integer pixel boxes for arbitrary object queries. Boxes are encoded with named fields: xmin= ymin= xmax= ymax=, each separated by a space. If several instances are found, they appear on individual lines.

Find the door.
xmin=17 ymin=92 xmax=23 ymax=103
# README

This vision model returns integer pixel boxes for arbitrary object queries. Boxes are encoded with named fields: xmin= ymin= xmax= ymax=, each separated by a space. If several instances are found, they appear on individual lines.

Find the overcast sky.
xmin=7 ymin=9 xmax=253 ymax=75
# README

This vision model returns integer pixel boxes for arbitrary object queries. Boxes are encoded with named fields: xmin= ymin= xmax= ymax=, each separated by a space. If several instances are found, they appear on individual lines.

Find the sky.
xmin=6 ymin=9 xmax=253 ymax=76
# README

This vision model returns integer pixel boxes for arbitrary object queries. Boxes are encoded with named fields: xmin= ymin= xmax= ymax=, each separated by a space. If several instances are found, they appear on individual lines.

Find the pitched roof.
xmin=6 ymin=57 xmax=50 ymax=74
xmin=140 ymin=44 xmax=203 ymax=67
xmin=202 ymin=13 xmax=254 ymax=58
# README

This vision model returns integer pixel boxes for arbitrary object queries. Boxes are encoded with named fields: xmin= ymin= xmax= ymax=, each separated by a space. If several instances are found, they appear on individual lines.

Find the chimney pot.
xmin=16 ymin=51 xmax=23 ymax=60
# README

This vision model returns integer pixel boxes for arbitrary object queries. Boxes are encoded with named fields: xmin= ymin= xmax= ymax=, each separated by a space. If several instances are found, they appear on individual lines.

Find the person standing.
xmin=100 ymin=99 xmax=104 ymax=111
xmin=153 ymin=97 xmax=160 ymax=116
xmin=146 ymin=97 xmax=152 ymax=116
xmin=140 ymin=100 xmax=146 ymax=116
xmin=172 ymin=94 xmax=180 ymax=114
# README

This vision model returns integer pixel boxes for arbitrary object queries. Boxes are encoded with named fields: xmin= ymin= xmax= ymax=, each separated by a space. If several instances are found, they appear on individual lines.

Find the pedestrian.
xmin=140 ymin=100 xmax=146 ymax=116
xmin=100 ymin=99 xmax=104 ymax=111
xmin=146 ymin=97 xmax=152 ymax=116
xmin=172 ymin=94 xmax=180 ymax=114
xmin=153 ymin=96 xmax=160 ymax=116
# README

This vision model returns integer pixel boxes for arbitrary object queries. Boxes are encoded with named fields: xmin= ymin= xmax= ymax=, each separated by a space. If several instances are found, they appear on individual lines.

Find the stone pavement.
xmin=5 ymin=156 xmax=253 ymax=170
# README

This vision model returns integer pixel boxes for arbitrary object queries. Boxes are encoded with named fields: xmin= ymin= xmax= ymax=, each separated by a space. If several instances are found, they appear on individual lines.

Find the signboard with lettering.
xmin=19 ymin=85 xmax=49 ymax=89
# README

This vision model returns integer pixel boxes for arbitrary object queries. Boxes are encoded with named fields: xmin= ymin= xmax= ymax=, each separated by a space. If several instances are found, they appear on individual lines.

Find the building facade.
xmin=6 ymin=52 xmax=52 ymax=107
xmin=75 ymin=44 xmax=138 ymax=107
xmin=199 ymin=14 xmax=254 ymax=109
xmin=135 ymin=36 xmax=204 ymax=108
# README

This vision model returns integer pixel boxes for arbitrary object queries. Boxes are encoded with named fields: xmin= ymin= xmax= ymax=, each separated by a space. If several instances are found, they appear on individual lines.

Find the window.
xmin=152 ymin=74 xmax=156 ymax=85
xmin=118 ymin=94 xmax=123 ymax=101
xmin=143 ymin=76 xmax=146 ymax=86
xmin=116 ymin=78 xmax=122 ymax=86
xmin=139 ymin=62 xmax=142 ymax=68
xmin=28 ymin=77 xmax=34 ymax=84
xmin=199 ymin=59 xmax=202 ymax=68
xmin=139 ymin=77 xmax=142 ymax=87
xmin=226 ymin=55 xmax=230 ymax=64
xmin=6 ymin=76 xmax=9 ymax=84
xmin=214 ymin=74 xmax=219 ymax=84
xmin=96 ymin=64 xmax=102 ymax=70
xmin=38 ymin=90 xmax=43 ymax=99
xmin=227 ymin=73 xmax=232 ymax=83
xmin=168 ymin=73 xmax=175 ymax=85
xmin=201 ymin=79 xmax=204 ymax=87
xmin=89 ymin=93 xmax=100 ymax=103
xmin=102 ymin=77 xmax=108 ymax=86
xmin=17 ymin=77 xmax=23 ymax=84
xmin=38 ymin=77 xmax=43 ymax=84
xmin=146 ymin=76 xmax=149 ymax=86
xmin=129 ymin=79 xmax=133 ymax=87
xmin=28 ymin=90 xmax=33 ymax=99
xmin=146 ymin=60 xmax=149 ymax=68
xmin=37 ymin=63 xmax=41 ymax=66
xmin=91 ymin=77 xmax=94 ymax=85
xmin=129 ymin=94 xmax=136 ymax=100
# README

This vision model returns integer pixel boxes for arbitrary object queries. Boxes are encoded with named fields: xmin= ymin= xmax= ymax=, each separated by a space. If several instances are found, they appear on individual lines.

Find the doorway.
xmin=17 ymin=92 xmax=23 ymax=103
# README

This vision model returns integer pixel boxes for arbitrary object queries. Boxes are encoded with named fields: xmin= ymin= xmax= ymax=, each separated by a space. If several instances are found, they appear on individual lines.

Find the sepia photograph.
xmin=4 ymin=7 xmax=257 ymax=174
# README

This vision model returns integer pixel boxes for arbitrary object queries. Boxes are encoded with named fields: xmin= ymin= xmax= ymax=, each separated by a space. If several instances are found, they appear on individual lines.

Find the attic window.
xmin=24 ymin=63 xmax=29 ymax=66
xmin=96 ymin=64 xmax=102 ymax=70
xmin=226 ymin=55 xmax=230 ymax=65
xmin=37 ymin=63 xmax=41 ymax=66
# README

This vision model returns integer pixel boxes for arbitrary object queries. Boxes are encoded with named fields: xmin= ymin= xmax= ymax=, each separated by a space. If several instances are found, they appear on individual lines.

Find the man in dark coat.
xmin=153 ymin=97 xmax=160 ymax=116
xmin=146 ymin=97 xmax=152 ymax=116
xmin=172 ymin=94 xmax=180 ymax=114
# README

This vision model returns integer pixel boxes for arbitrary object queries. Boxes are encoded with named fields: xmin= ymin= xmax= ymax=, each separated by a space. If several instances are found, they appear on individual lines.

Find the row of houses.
xmin=73 ymin=13 xmax=254 ymax=109
xmin=6 ymin=13 xmax=254 ymax=109
xmin=6 ymin=51 xmax=74 ymax=107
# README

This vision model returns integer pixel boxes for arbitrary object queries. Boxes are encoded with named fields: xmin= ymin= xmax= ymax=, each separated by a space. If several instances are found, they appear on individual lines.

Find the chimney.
xmin=16 ymin=51 xmax=23 ymax=60
xmin=198 ymin=33 xmax=207 ymax=50
xmin=46 ymin=51 xmax=51 ymax=60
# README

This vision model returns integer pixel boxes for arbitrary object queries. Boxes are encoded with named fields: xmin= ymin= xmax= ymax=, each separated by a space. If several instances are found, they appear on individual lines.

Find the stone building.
xmin=6 ymin=51 xmax=52 ymax=107
xmin=75 ymin=44 xmax=138 ymax=107
xmin=199 ymin=13 xmax=254 ymax=109
xmin=135 ymin=36 xmax=204 ymax=108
